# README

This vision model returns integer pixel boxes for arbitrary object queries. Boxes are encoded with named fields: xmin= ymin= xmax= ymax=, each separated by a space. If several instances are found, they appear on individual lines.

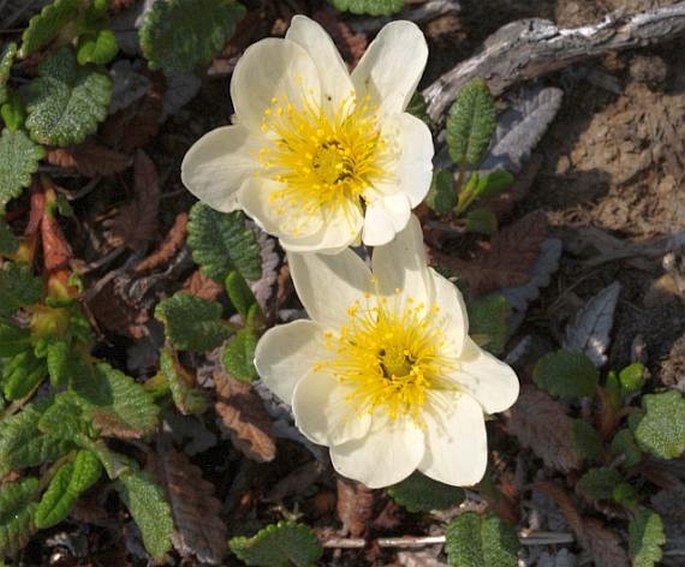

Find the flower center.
xmin=317 ymin=293 xmax=456 ymax=423
xmin=257 ymin=94 xmax=391 ymax=222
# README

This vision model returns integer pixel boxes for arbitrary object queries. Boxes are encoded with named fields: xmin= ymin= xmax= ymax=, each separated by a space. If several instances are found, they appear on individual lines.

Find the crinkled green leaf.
xmin=223 ymin=328 xmax=258 ymax=381
xmin=445 ymin=512 xmax=520 ymax=567
xmin=2 ymin=349 xmax=46 ymax=400
xmin=571 ymin=418 xmax=603 ymax=462
xmin=619 ymin=362 xmax=646 ymax=396
xmin=576 ymin=467 xmax=623 ymax=501
xmin=225 ymin=270 xmax=258 ymax=319
xmin=327 ymin=0 xmax=402 ymax=16
xmin=19 ymin=0 xmax=80 ymax=58
xmin=229 ymin=521 xmax=323 ymax=567
xmin=610 ymin=428 xmax=642 ymax=467
xmin=117 ymin=470 xmax=173 ymax=561
xmin=0 ymin=218 xmax=19 ymax=255
xmin=26 ymin=47 xmax=111 ymax=146
xmin=46 ymin=340 xmax=71 ymax=387
xmin=1 ymin=90 xmax=27 ymax=131
xmin=629 ymin=510 xmax=665 ymax=567
xmin=464 ymin=207 xmax=498 ymax=235
xmin=139 ymin=0 xmax=245 ymax=74
xmin=633 ymin=390 xmax=685 ymax=459
xmin=187 ymin=203 xmax=262 ymax=282
xmin=0 ymin=477 xmax=39 ymax=558
xmin=471 ymin=169 xmax=514 ymax=201
xmin=612 ymin=481 xmax=639 ymax=508
xmin=69 ymin=449 xmax=102 ymax=493
xmin=0 ymin=129 xmax=45 ymax=213
xmin=533 ymin=349 xmax=599 ymax=400
xmin=76 ymin=29 xmax=118 ymax=65
xmin=467 ymin=293 xmax=510 ymax=356
xmin=426 ymin=169 xmax=456 ymax=213
xmin=38 ymin=393 xmax=87 ymax=439
xmin=76 ymin=436 xmax=134 ymax=480
xmin=387 ymin=471 xmax=465 ymax=513
xmin=68 ymin=354 xmax=110 ymax=405
xmin=0 ymin=42 xmax=17 ymax=106
xmin=35 ymin=461 xmax=78 ymax=529
xmin=447 ymin=80 xmax=497 ymax=166
xmin=160 ymin=346 xmax=207 ymax=414
xmin=0 ymin=321 xmax=31 ymax=357
xmin=155 ymin=291 xmax=232 ymax=352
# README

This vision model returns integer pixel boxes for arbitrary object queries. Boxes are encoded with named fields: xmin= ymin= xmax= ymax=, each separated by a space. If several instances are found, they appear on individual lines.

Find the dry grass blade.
xmin=44 ymin=142 xmax=131 ymax=177
xmin=336 ymin=479 xmax=374 ymax=538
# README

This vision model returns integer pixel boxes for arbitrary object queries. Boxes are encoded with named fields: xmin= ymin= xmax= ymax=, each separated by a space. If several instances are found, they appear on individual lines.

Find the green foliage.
xmin=447 ymin=80 xmax=497 ymax=166
xmin=0 ymin=477 xmax=39 ymax=557
xmin=629 ymin=510 xmax=665 ymax=567
xmin=223 ymin=328 xmax=258 ymax=381
xmin=619 ymin=363 xmax=646 ymax=396
xmin=19 ymin=0 xmax=80 ymax=58
xmin=571 ymin=419 xmax=603 ymax=461
xmin=576 ymin=467 xmax=623 ymax=501
xmin=155 ymin=292 xmax=232 ymax=351
xmin=117 ymin=470 xmax=173 ymax=561
xmin=0 ymin=321 xmax=31 ymax=357
xmin=76 ymin=29 xmax=119 ymax=65
xmin=26 ymin=47 xmax=111 ymax=146
xmin=445 ymin=512 xmax=520 ymax=567
xmin=35 ymin=460 xmax=78 ymax=529
xmin=160 ymin=347 xmax=207 ymax=414
xmin=0 ymin=129 xmax=45 ymax=213
xmin=632 ymin=390 xmax=685 ymax=459
xmin=226 ymin=270 xmax=258 ymax=319
xmin=229 ymin=521 xmax=323 ymax=567
xmin=139 ymin=0 xmax=245 ymax=74
xmin=464 ymin=208 xmax=498 ymax=235
xmin=77 ymin=436 xmax=135 ymax=480
xmin=0 ymin=263 xmax=43 ymax=317
xmin=406 ymin=92 xmax=429 ymax=124
xmin=533 ymin=349 xmax=599 ymax=399
xmin=468 ymin=169 xmax=515 ymax=201
xmin=46 ymin=340 xmax=71 ymax=387
xmin=327 ymin=0 xmax=403 ymax=16
xmin=1 ymin=90 xmax=27 ymax=131
xmin=38 ymin=393 xmax=87 ymax=439
xmin=187 ymin=203 xmax=262 ymax=282
xmin=0 ymin=218 xmax=19 ymax=255
xmin=387 ymin=471 xmax=465 ymax=513
xmin=0 ymin=42 xmax=17 ymax=106
xmin=467 ymin=294 xmax=510 ymax=355
xmin=2 ymin=349 xmax=46 ymax=400
xmin=610 ymin=428 xmax=642 ymax=467
xmin=426 ymin=169 xmax=456 ymax=213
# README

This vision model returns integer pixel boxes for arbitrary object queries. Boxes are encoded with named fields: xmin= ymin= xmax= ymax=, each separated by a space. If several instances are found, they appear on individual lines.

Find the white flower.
xmin=181 ymin=16 xmax=433 ymax=253
xmin=254 ymin=216 xmax=519 ymax=488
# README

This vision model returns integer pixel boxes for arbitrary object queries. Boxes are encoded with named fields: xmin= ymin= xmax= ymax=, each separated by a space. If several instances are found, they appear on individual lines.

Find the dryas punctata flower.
xmin=254 ymin=216 xmax=520 ymax=488
xmin=181 ymin=15 xmax=434 ymax=253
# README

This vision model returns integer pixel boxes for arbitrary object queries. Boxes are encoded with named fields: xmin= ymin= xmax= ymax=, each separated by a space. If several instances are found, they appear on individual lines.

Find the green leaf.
xmin=0 ymin=42 xmax=17 ymax=106
xmin=387 ymin=471 xmax=465 ymax=513
xmin=610 ymin=428 xmax=642 ymax=467
xmin=0 ymin=262 xmax=43 ymax=318
xmin=229 ymin=521 xmax=323 ymax=567
xmin=0 ymin=321 xmax=31 ymax=357
xmin=0 ymin=477 xmax=39 ymax=558
xmin=225 ymin=270 xmax=258 ymax=319
xmin=447 ymin=80 xmax=497 ymax=166
xmin=471 ymin=169 xmax=514 ymax=201
xmin=632 ymin=390 xmax=685 ymax=459
xmin=26 ymin=47 xmax=111 ymax=146
xmin=187 ymin=203 xmax=262 ymax=282
xmin=466 ymin=294 xmax=510 ymax=356
xmin=0 ymin=218 xmax=19 ymax=255
xmin=19 ymin=0 xmax=80 ymax=58
xmin=445 ymin=512 xmax=520 ymax=567
xmin=619 ymin=363 xmax=646 ymax=396
xmin=612 ymin=482 xmax=639 ymax=508
xmin=1 ymin=89 xmax=27 ymax=131
xmin=2 ymin=349 xmax=46 ymax=400
xmin=160 ymin=346 xmax=207 ymax=414
xmin=223 ymin=328 xmax=258 ymax=381
xmin=68 ymin=449 xmax=102 ymax=493
xmin=76 ymin=436 xmax=134 ymax=480
xmin=0 ymin=129 xmax=45 ymax=213
xmin=629 ymin=510 xmax=665 ymax=567
xmin=464 ymin=208 xmax=498 ymax=235
xmin=155 ymin=291 xmax=232 ymax=351
xmin=533 ymin=349 xmax=599 ymax=400
xmin=139 ymin=0 xmax=245 ymax=74
xmin=406 ymin=92 xmax=429 ymax=124
xmin=76 ymin=29 xmax=119 ymax=65
xmin=570 ymin=419 xmax=603 ymax=462
xmin=117 ymin=470 xmax=173 ymax=561
xmin=327 ymin=0 xmax=403 ymax=16
xmin=38 ymin=393 xmax=87 ymax=439
xmin=426 ymin=169 xmax=456 ymax=213
xmin=35 ymin=461 xmax=78 ymax=529
xmin=46 ymin=340 xmax=71 ymax=387
xmin=576 ymin=467 xmax=623 ymax=501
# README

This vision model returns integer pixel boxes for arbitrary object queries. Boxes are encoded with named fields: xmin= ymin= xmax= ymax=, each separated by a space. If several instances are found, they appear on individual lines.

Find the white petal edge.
xmin=419 ymin=393 xmax=487 ymax=486
xmin=330 ymin=417 xmax=425 ymax=488
xmin=280 ymin=204 xmax=363 ymax=255
xmin=429 ymin=267 xmax=469 ymax=358
xmin=231 ymin=38 xmax=321 ymax=133
xmin=450 ymin=337 xmax=520 ymax=414
xmin=285 ymin=15 xmax=354 ymax=112
xmin=292 ymin=371 xmax=372 ymax=446
xmin=254 ymin=319 xmax=326 ymax=403
xmin=286 ymin=248 xmax=372 ymax=328
xmin=362 ymin=193 xmax=411 ymax=247
xmin=351 ymin=21 xmax=428 ymax=117
xmin=181 ymin=125 xmax=259 ymax=212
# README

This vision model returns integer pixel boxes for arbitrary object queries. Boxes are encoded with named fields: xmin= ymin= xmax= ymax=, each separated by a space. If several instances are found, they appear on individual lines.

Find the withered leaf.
xmin=44 ymin=141 xmax=131 ymax=177
xmin=507 ymin=385 xmax=582 ymax=472
xmin=214 ymin=370 xmax=276 ymax=463
xmin=148 ymin=444 xmax=227 ymax=565
xmin=134 ymin=212 xmax=188 ymax=275
xmin=336 ymin=478 xmax=374 ymax=538
xmin=182 ymin=270 xmax=224 ymax=302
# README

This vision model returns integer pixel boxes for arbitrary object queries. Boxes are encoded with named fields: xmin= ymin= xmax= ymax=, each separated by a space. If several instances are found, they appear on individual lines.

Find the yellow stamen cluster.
xmin=316 ymin=293 xmax=456 ymax=424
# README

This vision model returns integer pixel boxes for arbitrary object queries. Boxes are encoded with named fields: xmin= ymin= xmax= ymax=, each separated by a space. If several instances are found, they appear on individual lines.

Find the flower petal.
xmin=451 ymin=337 xmax=520 ymax=414
xmin=429 ymin=268 xmax=468 ymax=357
xmin=280 ymin=204 xmax=363 ymax=254
xmin=330 ymin=416 xmax=425 ymax=488
xmin=419 ymin=393 xmax=487 ymax=486
xmin=286 ymin=248 xmax=372 ymax=328
xmin=285 ymin=16 xmax=354 ymax=111
xmin=351 ymin=21 xmax=428 ymax=117
xmin=231 ymin=38 xmax=321 ymax=133
xmin=181 ymin=125 xmax=259 ymax=212
xmin=362 ymin=193 xmax=411 ymax=246
xmin=254 ymin=319 xmax=326 ymax=403
xmin=292 ymin=371 xmax=372 ymax=446
xmin=381 ymin=113 xmax=434 ymax=207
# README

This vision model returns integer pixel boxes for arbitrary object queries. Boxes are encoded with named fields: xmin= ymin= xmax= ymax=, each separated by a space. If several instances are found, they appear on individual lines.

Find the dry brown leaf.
xmin=44 ymin=142 xmax=131 ymax=177
xmin=214 ymin=370 xmax=276 ymax=463
xmin=148 ymin=444 xmax=227 ymax=565
xmin=110 ymin=150 xmax=160 ymax=250
xmin=182 ymin=270 xmax=224 ymax=302
xmin=507 ymin=385 xmax=581 ymax=472
xmin=438 ymin=211 xmax=546 ymax=296
xmin=336 ymin=479 xmax=374 ymax=538
xmin=134 ymin=212 xmax=188 ymax=275
xmin=264 ymin=460 xmax=325 ymax=503
xmin=40 ymin=180 xmax=73 ymax=273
